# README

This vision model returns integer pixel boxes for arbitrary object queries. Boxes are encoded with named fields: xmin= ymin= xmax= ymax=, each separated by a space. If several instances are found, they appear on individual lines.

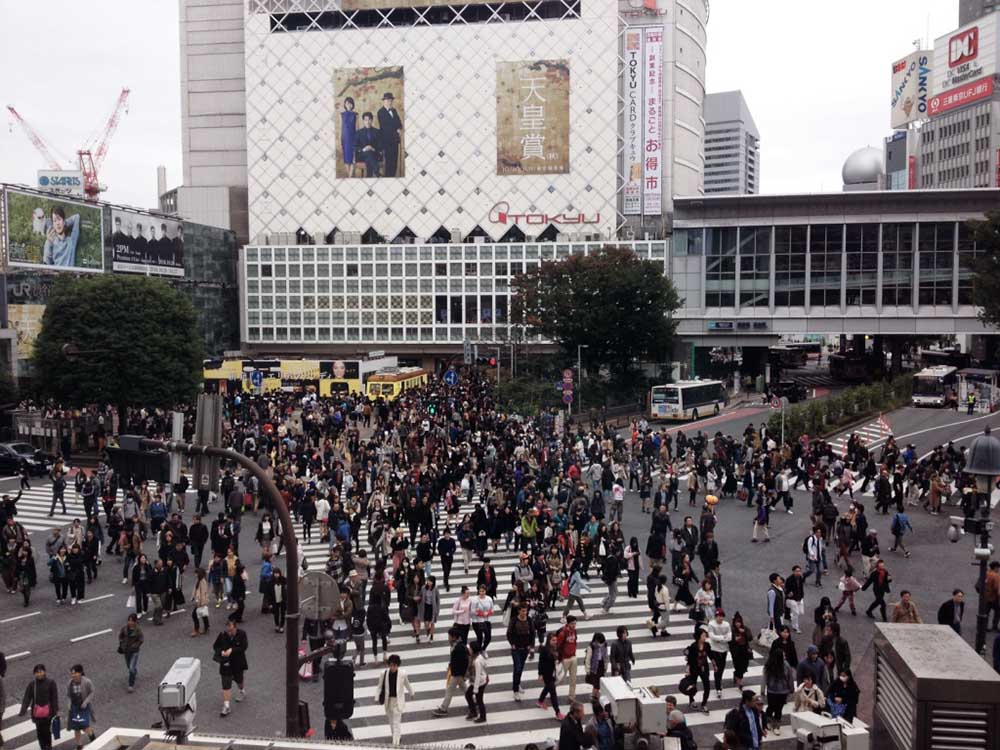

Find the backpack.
xmin=802 ymin=535 xmax=810 ymax=555
xmin=890 ymin=515 xmax=902 ymax=536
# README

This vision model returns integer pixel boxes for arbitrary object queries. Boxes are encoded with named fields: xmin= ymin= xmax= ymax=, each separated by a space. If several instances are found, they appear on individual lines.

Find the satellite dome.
xmin=842 ymin=147 xmax=885 ymax=185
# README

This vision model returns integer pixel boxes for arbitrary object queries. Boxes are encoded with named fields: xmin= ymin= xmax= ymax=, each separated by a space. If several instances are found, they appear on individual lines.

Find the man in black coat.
xmin=376 ymin=93 xmax=402 ymax=177
xmin=355 ymin=112 xmax=381 ymax=177
xmin=724 ymin=690 xmax=766 ymax=749
xmin=937 ymin=589 xmax=966 ymax=635
xmin=558 ymin=702 xmax=593 ymax=750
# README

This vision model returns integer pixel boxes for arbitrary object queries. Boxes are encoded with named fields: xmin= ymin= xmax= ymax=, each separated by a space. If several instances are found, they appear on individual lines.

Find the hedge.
xmin=767 ymin=375 xmax=913 ymax=442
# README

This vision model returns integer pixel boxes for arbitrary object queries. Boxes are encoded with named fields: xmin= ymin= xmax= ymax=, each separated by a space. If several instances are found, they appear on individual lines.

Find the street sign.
xmin=300 ymin=571 xmax=340 ymax=620
xmin=251 ymin=371 xmax=264 ymax=387
xmin=463 ymin=341 xmax=472 ymax=366
xmin=443 ymin=369 xmax=459 ymax=387
xmin=563 ymin=392 xmax=574 ymax=405
xmin=770 ymin=397 xmax=781 ymax=409
xmin=556 ymin=382 xmax=564 ymax=391
xmin=562 ymin=368 xmax=574 ymax=381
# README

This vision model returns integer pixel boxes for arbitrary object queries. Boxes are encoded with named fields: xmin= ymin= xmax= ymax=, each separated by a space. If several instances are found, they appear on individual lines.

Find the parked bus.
xmin=768 ymin=346 xmax=808 ymax=368
xmin=912 ymin=365 xmax=959 ymax=407
xmin=649 ymin=380 xmax=726 ymax=421
xmin=828 ymin=353 xmax=875 ymax=383
xmin=366 ymin=367 xmax=429 ymax=400
xmin=785 ymin=341 xmax=823 ymax=356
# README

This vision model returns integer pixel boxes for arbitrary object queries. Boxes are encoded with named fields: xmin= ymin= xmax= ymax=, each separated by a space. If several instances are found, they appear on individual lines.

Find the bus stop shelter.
xmin=958 ymin=368 xmax=1000 ymax=413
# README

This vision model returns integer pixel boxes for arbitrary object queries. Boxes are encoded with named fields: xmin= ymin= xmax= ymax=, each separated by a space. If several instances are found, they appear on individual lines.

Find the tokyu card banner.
xmin=496 ymin=60 xmax=571 ymax=176
xmin=642 ymin=27 xmax=664 ymax=216
xmin=4 ymin=188 xmax=104 ymax=272
xmin=108 ymin=208 xmax=185 ymax=277
xmin=623 ymin=30 xmax=644 ymax=215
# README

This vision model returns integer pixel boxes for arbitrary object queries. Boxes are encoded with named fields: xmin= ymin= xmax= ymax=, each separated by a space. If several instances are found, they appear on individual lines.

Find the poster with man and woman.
xmin=334 ymin=66 xmax=405 ymax=179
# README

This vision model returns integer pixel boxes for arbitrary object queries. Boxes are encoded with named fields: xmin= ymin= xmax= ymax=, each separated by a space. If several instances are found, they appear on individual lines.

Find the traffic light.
xmin=107 ymin=435 xmax=171 ymax=485
xmin=476 ymin=356 xmax=497 ymax=367
xmin=427 ymin=401 xmax=438 ymax=415
xmin=489 ymin=356 xmax=497 ymax=368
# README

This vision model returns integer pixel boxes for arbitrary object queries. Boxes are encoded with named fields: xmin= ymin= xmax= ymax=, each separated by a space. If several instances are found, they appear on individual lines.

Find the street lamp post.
xmin=141 ymin=438 xmax=303 ymax=736
xmin=577 ymin=344 xmax=588 ymax=417
xmin=954 ymin=427 xmax=1000 ymax=655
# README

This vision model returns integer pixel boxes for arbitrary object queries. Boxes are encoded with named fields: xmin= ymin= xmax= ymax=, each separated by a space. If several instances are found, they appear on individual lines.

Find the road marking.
xmin=7 ymin=650 xmax=31 ymax=660
xmin=79 ymin=593 xmax=114 ymax=604
xmin=0 ymin=610 xmax=40 ymax=624
xmin=866 ymin=409 xmax=1000 ymax=449
xmin=70 ymin=628 xmax=112 ymax=643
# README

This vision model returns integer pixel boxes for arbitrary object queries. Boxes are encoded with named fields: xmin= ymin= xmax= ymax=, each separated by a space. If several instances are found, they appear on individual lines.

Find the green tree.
xmin=966 ymin=210 xmax=1000 ymax=329
xmin=511 ymin=246 xmax=680 ymax=377
xmin=32 ymin=275 xmax=203 ymax=417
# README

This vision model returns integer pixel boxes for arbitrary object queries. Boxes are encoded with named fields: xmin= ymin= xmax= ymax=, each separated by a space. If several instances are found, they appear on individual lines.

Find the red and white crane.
xmin=6 ymin=86 xmax=130 ymax=200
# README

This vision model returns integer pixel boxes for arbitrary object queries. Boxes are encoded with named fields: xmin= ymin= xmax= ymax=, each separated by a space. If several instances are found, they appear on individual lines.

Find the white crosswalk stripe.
xmin=279 ymin=528 xmax=763 ymax=748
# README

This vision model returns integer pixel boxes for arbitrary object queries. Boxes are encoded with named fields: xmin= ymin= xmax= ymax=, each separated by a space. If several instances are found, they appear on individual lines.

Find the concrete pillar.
xmin=853 ymin=334 xmax=866 ymax=355
xmin=890 ymin=338 xmax=903 ymax=375
xmin=839 ymin=335 xmax=848 ymax=354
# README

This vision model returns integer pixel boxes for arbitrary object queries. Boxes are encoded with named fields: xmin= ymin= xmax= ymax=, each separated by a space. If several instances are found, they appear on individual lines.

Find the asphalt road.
xmin=2 ymin=402 xmax=998 ymax=749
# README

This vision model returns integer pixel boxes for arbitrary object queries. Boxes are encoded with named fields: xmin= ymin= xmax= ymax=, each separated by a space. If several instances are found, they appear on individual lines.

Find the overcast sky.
xmin=0 ymin=0 xmax=960 ymax=208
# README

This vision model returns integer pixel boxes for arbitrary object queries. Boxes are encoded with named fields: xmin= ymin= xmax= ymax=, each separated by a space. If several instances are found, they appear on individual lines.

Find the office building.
xmin=960 ymin=0 xmax=1000 ymax=26
xmin=703 ymin=90 xmax=760 ymax=194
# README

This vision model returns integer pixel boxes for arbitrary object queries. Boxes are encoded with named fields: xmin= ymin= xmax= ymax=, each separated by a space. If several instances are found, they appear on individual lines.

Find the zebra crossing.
xmin=826 ymin=419 xmax=892 ymax=454
xmin=4 ymin=484 xmax=95 ymax=535
xmin=286 ymin=510 xmax=762 ymax=748
xmin=1 ymin=703 xmax=53 ymax=750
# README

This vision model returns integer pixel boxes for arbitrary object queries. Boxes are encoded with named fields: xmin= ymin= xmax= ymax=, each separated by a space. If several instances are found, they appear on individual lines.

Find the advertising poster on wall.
xmin=934 ymin=16 xmax=999 ymax=93
xmin=5 ymin=271 xmax=57 ymax=368
xmin=4 ymin=189 xmax=103 ymax=272
xmin=108 ymin=209 xmax=185 ymax=277
xmin=890 ymin=50 xmax=931 ymax=129
xmin=642 ymin=27 xmax=664 ymax=216
xmin=623 ymin=31 xmax=644 ymax=215
xmin=334 ymin=66 xmax=405 ymax=179
xmin=496 ymin=60 xmax=571 ymax=176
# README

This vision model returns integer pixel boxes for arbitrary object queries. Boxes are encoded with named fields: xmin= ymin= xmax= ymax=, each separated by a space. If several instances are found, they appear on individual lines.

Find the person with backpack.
xmin=803 ymin=527 xmax=825 ymax=587
xmin=889 ymin=511 xmax=913 ymax=558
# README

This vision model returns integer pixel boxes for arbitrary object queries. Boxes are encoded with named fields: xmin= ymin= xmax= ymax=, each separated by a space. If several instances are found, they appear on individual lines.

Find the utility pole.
xmin=577 ymin=344 xmax=589 ymax=416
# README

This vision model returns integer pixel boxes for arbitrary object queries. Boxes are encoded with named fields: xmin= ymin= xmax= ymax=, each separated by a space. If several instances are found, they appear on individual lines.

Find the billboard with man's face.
xmin=496 ymin=60 xmax=571 ymax=176
xmin=108 ymin=208 xmax=185 ymax=277
xmin=334 ymin=67 xmax=405 ymax=179
xmin=4 ymin=189 xmax=104 ymax=272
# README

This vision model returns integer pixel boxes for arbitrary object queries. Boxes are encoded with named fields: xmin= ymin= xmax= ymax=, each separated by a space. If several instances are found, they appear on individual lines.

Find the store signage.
xmin=488 ymin=202 xmax=601 ymax=226
xmin=935 ymin=17 xmax=998 ymax=91
xmin=890 ymin=51 xmax=930 ymax=129
xmin=928 ymin=76 xmax=994 ymax=116
xmin=623 ymin=0 xmax=668 ymax=16
xmin=708 ymin=320 xmax=769 ymax=332
xmin=643 ymin=27 xmax=664 ymax=216
xmin=623 ymin=30 xmax=644 ymax=215
xmin=908 ymin=155 xmax=917 ymax=189
xmin=950 ymin=27 xmax=978 ymax=67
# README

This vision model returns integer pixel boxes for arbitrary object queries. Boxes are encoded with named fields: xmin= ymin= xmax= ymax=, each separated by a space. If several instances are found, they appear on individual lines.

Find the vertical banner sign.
xmin=623 ymin=31 xmax=644 ymax=215
xmin=643 ymin=27 xmax=664 ymax=216
xmin=496 ymin=60 xmax=571 ymax=175
xmin=908 ymin=155 xmax=917 ymax=189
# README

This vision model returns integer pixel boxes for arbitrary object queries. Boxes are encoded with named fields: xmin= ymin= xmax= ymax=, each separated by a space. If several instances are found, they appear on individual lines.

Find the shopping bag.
xmin=298 ymin=641 xmax=313 ymax=681
xmin=51 ymin=716 xmax=61 ymax=740
xmin=559 ymin=579 xmax=570 ymax=599
xmin=126 ymin=593 xmax=136 ymax=609
xmin=755 ymin=627 xmax=778 ymax=650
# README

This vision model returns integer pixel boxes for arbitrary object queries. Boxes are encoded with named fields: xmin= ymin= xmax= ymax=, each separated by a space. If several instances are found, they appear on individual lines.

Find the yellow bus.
xmin=366 ymin=367 xmax=429 ymax=400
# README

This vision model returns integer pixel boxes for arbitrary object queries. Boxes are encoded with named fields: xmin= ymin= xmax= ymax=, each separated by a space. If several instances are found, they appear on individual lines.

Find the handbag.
xmin=196 ymin=605 xmax=210 ymax=618
xmin=126 ymin=593 xmax=135 ymax=609
xmin=559 ymin=579 xmax=570 ymax=598
xmin=51 ymin=715 xmax=61 ymax=740
xmin=755 ymin=627 xmax=779 ymax=650
xmin=31 ymin=703 xmax=51 ymax=720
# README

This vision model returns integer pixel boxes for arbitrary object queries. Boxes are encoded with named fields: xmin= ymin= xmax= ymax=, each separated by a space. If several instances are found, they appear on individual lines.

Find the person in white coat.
xmin=374 ymin=654 xmax=414 ymax=746
xmin=464 ymin=642 xmax=488 ymax=723
xmin=706 ymin=608 xmax=732 ymax=699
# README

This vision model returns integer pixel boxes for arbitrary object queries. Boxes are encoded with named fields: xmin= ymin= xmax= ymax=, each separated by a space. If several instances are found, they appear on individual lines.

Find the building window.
xmin=881 ymin=223 xmax=914 ymax=307
xmin=738 ymin=226 xmax=770 ymax=308
xmin=774 ymin=226 xmax=806 ymax=307
xmin=918 ymin=222 xmax=955 ymax=307
xmin=705 ymin=228 xmax=737 ymax=308
xmin=958 ymin=223 xmax=985 ymax=306
xmin=810 ymin=224 xmax=843 ymax=307
xmin=845 ymin=224 xmax=877 ymax=306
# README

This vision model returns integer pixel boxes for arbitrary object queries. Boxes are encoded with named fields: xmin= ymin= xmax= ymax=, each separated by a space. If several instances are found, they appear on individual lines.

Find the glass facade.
xmin=675 ymin=220 xmax=977 ymax=314
xmin=242 ymin=241 xmax=667 ymax=344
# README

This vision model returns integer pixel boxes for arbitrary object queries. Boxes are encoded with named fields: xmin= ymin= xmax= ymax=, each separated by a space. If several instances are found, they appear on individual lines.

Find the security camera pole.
xmin=140 ymin=438 xmax=303 ymax=736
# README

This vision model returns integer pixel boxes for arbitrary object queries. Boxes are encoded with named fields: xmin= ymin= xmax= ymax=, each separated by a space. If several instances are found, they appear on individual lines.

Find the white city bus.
xmin=912 ymin=365 xmax=959 ymax=407
xmin=649 ymin=380 xmax=726 ymax=421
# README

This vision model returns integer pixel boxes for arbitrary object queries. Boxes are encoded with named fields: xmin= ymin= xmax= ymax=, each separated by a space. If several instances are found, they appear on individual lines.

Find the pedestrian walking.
xmin=432 ymin=627 xmax=469 ymax=716
xmin=117 ymin=614 xmax=143 ymax=692
xmin=374 ymin=654 xmax=414 ymax=747
xmin=609 ymin=625 xmax=635 ymax=682
xmin=213 ymin=618 xmax=249 ymax=716
xmin=471 ymin=584 xmax=495 ymax=650
xmin=937 ymin=589 xmax=966 ymax=635
xmin=707 ymin=608 xmax=732 ymax=699
xmin=66 ymin=664 xmax=97 ymax=749
xmin=555 ymin=616 xmax=579 ymax=703
xmin=624 ymin=536 xmax=641 ymax=598
xmin=729 ymin=612 xmax=753 ymax=691
xmin=191 ymin=567 xmax=211 ymax=636
xmin=889 ymin=511 xmax=913 ymax=557
xmin=536 ymin=631 xmax=563 ymax=720
xmin=861 ymin=559 xmax=892 ymax=621
xmin=19 ymin=664 xmax=58 ymax=750
xmin=599 ymin=551 xmax=620 ymax=613
xmin=583 ymin=632 xmax=608 ymax=702
xmin=683 ymin=629 xmax=712 ymax=714
xmin=833 ymin=566 xmax=861 ymax=616
xmin=464 ymin=642 xmax=488 ymax=723
xmin=762 ymin=644 xmax=795 ymax=735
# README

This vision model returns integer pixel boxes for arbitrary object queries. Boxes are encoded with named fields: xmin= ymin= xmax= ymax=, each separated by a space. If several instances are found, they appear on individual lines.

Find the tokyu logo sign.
xmin=488 ymin=201 xmax=601 ymax=226
xmin=950 ymin=27 xmax=979 ymax=67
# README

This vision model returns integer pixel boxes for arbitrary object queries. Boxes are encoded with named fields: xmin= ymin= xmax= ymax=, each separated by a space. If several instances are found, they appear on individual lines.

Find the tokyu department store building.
xmin=238 ymin=0 xmax=710 ymax=362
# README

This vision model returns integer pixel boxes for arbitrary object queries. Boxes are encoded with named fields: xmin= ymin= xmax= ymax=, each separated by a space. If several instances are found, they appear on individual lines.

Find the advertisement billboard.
xmin=334 ymin=66 xmax=405 ymax=179
xmin=4 ymin=189 xmax=103 ymax=272
xmin=623 ymin=31 xmax=644 ymax=215
xmin=341 ymin=0 xmax=491 ymax=7
xmin=108 ymin=209 xmax=185 ymax=277
xmin=890 ymin=51 xmax=931 ymax=129
xmin=496 ymin=60 xmax=571 ymax=176
xmin=928 ymin=76 xmax=995 ymax=116
xmin=36 ymin=170 xmax=84 ymax=197
xmin=643 ymin=27 xmax=664 ymax=217
xmin=5 ymin=271 xmax=57 ymax=365
xmin=934 ymin=15 xmax=1000 ymax=93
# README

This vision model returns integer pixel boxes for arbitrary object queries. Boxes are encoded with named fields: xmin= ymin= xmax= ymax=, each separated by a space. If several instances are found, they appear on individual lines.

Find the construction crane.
xmin=6 ymin=86 xmax=130 ymax=200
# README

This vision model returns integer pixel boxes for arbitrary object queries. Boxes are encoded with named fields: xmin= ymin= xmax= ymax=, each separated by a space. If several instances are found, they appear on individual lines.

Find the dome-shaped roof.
xmin=842 ymin=147 xmax=885 ymax=185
